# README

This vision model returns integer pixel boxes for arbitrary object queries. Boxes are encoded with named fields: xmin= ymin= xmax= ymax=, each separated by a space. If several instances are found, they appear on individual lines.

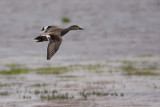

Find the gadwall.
xmin=34 ymin=25 xmax=84 ymax=60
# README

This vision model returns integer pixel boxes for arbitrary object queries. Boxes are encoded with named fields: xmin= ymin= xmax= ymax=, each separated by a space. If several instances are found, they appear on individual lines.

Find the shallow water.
xmin=0 ymin=0 xmax=160 ymax=107
xmin=0 ymin=57 xmax=160 ymax=107
xmin=0 ymin=0 xmax=160 ymax=67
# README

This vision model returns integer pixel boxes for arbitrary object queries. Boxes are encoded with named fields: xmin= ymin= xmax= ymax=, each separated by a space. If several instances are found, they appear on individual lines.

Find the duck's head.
xmin=69 ymin=25 xmax=84 ymax=30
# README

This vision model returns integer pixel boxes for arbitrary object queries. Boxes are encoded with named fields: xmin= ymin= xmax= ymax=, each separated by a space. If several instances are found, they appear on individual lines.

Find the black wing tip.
xmin=47 ymin=54 xmax=52 ymax=60
xmin=47 ymin=58 xmax=51 ymax=60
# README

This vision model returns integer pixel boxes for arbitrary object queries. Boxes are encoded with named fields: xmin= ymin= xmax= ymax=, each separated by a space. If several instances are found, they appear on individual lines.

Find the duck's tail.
xmin=33 ymin=35 xmax=48 ymax=42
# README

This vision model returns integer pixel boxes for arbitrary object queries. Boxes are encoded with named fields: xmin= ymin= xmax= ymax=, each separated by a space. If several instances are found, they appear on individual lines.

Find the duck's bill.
xmin=79 ymin=27 xmax=84 ymax=30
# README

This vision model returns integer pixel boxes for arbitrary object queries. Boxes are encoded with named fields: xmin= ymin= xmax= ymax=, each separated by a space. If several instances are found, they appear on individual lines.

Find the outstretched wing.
xmin=47 ymin=35 xmax=62 ymax=60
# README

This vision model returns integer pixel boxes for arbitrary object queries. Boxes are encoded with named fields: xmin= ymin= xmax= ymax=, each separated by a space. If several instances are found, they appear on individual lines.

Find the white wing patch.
xmin=41 ymin=26 xmax=49 ymax=31
xmin=44 ymin=26 xmax=48 ymax=30
xmin=45 ymin=35 xmax=50 ymax=41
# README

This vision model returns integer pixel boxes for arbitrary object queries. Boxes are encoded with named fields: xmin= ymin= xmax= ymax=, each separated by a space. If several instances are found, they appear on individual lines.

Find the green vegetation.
xmin=106 ymin=60 xmax=137 ymax=64
xmin=121 ymin=64 xmax=138 ymax=72
xmin=0 ymin=83 xmax=11 ymax=87
xmin=1 ymin=62 xmax=159 ymax=76
xmin=37 ymin=66 xmax=69 ymax=74
xmin=62 ymin=17 xmax=70 ymax=23
xmin=0 ymin=91 xmax=9 ymax=96
xmin=39 ymin=90 xmax=73 ymax=100
xmin=121 ymin=63 xmax=160 ymax=76
xmin=79 ymin=91 xmax=124 ymax=99
xmin=93 ymin=70 xmax=104 ymax=73
xmin=68 ymin=64 xmax=105 ymax=73
xmin=121 ymin=60 xmax=136 ymax=64
xmin=137 ymin=54 xmax=154 ymax=57
xmin=108 ymin=70 xmax=119 ymax=73
xmin=134 ymin=71 xmax=160 ymax=76
xmin=34 ymin=90 xmax=41 ymax=95
xmin=59 ymin=75 xmax=78 ymax=78
xmin=37 ymin=66 xmax=68 ymax=71
xmin=23 ymin=95 xmax=31 ymax=99
xmin=40 ymin=92 xmax=73 ymax=100
xmin=30 ymin=83 xmax=47 ymax=87
xmin=120 ymin=93 xmax=124 ymax=96
xmin=0 ymin=63 xmax=106 ymax=75
xmin=33 ymin=89 xmax=74 ymax=100
xmin=0 ymin=64 xmax=72 ymax=75
xmin=85 ymin=64 xmax=101 ymax=70
xmin=0 ymin=64 xmax=29 ymax=74
xmin=79 ymin=64 xmax=106 ymax=73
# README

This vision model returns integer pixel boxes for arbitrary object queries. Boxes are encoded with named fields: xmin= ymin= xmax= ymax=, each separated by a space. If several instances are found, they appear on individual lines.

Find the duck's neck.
xmin=61 ymin=28 xmax=70 ymax=36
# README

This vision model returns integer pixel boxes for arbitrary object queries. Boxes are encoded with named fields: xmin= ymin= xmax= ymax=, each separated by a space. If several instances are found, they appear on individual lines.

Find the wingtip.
xmin=47 ymin=58 xmax=50 ymax=60
xmin=47 ymin=56 xmax=51 ymax=60
xmin=32 ymin=38 xmax=37 ymax=42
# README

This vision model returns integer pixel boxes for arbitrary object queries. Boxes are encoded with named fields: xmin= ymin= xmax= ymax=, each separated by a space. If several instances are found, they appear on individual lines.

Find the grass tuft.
xmin=59 ymin=75 xmax=78 ymax=78
xmin=62 ymin=17 xmax=70 ymax=23
xmin=34 ymin=90 xmax=41 ymax=95
xmin=86 ymin=64 xmax=101 ymax=70
xmin=137 ymin=54 xmax=154 ymax=57
xmin=23 ymin=95 xmax=31 ymax=99
xmin=0 ymin=64 xmax=29 ymax=74
xmin=41 ymin=92 xmax=73 ymax=100
xmin=79 ymin=91 xmax=124 ymax=99
xmin=121 ymin=63 xmax=160 ymax=76
xmin=0 ymin=91 xmax=9 ymax=96
xmin=30 ymin=83 xmax=47 ymax=87
xmin=37 ymin=66 xmax=69 ymax=74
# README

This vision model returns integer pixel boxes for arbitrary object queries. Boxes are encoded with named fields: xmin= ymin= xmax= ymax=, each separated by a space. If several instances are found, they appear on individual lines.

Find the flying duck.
xmin=34 ymin=25 xmax=84 ymax=60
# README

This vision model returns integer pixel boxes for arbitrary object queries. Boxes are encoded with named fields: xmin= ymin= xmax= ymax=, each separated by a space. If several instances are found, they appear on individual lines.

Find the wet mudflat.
xmin=0 ymin=56 xmax=160 ymax=107
xmin=0 ymin=0 xmax=160 ymax=107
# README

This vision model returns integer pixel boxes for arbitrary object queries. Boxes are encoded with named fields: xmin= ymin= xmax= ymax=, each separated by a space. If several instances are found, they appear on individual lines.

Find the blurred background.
xmin=0 ymin=0 xmax=160 ymax=107
xmin=0 ymin=0 xmax=160 ymax=68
